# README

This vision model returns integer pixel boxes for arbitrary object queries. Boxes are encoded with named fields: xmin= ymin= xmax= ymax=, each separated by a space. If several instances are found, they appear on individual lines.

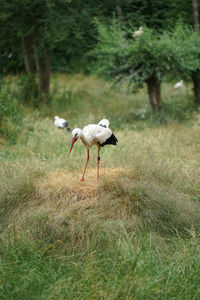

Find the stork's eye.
xmin=75 ymin=133 xmax=77 ymax=137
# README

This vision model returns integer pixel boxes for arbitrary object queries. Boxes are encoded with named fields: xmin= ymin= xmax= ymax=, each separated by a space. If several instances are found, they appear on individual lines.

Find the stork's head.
xmin=54 ymin=115 xmax=59 ymax=120
xmin=69 ymin=128 xmax=82 ymax=154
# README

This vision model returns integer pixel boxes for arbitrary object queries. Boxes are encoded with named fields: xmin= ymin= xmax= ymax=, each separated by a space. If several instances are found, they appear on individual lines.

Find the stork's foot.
xmin=80 ymin=177 xmax=85 ymax=182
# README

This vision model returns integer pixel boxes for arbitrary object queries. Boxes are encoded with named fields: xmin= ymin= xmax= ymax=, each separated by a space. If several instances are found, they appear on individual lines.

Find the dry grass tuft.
xmin=38 ymin=167 xmax=123 ymax=201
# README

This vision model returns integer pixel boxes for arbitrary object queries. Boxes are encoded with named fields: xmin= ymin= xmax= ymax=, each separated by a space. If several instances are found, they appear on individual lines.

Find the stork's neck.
xmin=75 ymin=128 xmax=85 ymax=141
xmin=78 ymin=129 xmax=90 ymax=147
xmin=79 ymin=130 xmax=85 ymax=142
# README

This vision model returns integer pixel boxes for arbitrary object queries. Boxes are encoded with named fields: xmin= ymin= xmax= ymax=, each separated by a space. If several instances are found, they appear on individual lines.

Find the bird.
xmin=69 ymin=119 xmax=118 ymax=182
xmin=133 ymin=26 xmax=143 ymax=38
xmin=54 ymin=115 xmax=71 ymax=131
xmin=173 ymin=80 xmax=184 ymax=89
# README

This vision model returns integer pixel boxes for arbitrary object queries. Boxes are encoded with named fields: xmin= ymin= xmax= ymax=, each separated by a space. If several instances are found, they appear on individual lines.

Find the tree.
xmin=0 ymin=0 xmax=49 ymax=99
xmin=92 ymin=22 xmax=175 ymax=111
xmin=0 ymin=0 xmax=73 ymax=100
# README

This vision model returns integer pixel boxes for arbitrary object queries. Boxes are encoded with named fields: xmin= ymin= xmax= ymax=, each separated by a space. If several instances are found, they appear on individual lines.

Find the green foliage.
xmin=124 ymin=0 xmax=175 ymax=30
xmin=92 ymin=22 xmax=176 ymax=87
xmin=0 ymin=82 xmax=24 ymax=144
xmin=165 ymin=0 xmax=194 ymax=28
xmin=0 ymin=0 xmax=199 ymax=75
xmin=126 ymin=27 xmax=174 ymax=84
xmin=170 ymin=25 xmax=200 ymax=77
xmin=90 ymin=22 xmax=125 ymax=80
xmin=0 ymin=0 xmax=120 ymax=74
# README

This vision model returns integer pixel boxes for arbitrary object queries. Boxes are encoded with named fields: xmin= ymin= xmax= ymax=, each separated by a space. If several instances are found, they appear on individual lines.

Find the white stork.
xmin=54 ymin=115 xmax=71 ymax=131
xmin=173 ymin=80 xmax=184 ymax=89
xmin=133 ymin=26 xmax=143 ymax=38
xmin=69 ymin=119 xmax=118 ymax=182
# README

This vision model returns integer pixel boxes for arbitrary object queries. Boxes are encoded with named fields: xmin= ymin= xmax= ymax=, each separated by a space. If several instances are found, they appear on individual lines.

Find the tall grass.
xmin=0 ymin=81 xmax=24 ymax=144
xmin=1 ymin=74 xmax=200 ymax=299
xmin=1 ymin=229 xmax=200 ymax=300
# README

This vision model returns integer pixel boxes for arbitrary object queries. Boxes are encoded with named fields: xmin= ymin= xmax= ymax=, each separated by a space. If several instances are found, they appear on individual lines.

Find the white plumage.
xmin=173 ymin=80 xmax=184 ymax=89
xmin=54 ymin=115 xmax=70 ymax=131
xmin=69 ymin=119 xmax=118 ymax=182
xmin=98 ymin=119 xmax=109 ymax=128
xmin=133 ymin=27 xmax=143 ymax=38
xmin=79 ymin=124 xmax=112 ymax=147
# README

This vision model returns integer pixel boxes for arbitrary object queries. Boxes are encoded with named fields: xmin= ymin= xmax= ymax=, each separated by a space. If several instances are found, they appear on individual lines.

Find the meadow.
xmin=0 ymin=74 xmax=200 ymax=299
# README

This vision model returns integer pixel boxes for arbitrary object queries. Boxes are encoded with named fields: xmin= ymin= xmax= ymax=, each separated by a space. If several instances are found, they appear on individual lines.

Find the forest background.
xmin=1 ymin=0 xmax=200 ymax=127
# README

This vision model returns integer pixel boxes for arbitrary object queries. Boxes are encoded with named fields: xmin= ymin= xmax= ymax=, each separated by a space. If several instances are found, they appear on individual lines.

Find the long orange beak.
xmin=69 ymin=137 xmax=78 ymax=154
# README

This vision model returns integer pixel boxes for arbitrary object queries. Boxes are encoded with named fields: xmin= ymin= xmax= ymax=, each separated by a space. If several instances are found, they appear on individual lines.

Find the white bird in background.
xmin=133 ymin=26 xmax=143 ymax=38
xmin=54 ymin=115 xmax=71 ymax=131
xmin=173 ymin=80 xmax=184 ymax=89
xmin=69 ymin=119 xmax=118 ymax=182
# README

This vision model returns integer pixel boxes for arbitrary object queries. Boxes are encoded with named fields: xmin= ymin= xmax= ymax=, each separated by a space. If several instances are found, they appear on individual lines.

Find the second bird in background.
xmin=54 ymin=115 xmax=71 ymax=131
xmin=173 ymin=80 xmax=184 ymax=89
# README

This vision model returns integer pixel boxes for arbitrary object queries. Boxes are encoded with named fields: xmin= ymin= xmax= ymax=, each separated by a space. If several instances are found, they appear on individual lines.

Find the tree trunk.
xmin=146 ymin=77 xmax=162 ymax=112
xmin=192 ymin=0 xmax=199 ymax=32
xmin=35 ymin=42 xmax=50 ymax=100
xmin=192 ymin=76 xmax=200 ymax=104
xmin=22 ymin=34 xmax=35 ymax=73
xmin=116 ymin=1 xmax=122 ymax=24
xmin=155 ymin=83 xmax=161 ymax=112
xmin=192 ymin=1 xmax=200 ymax=104
xmin=147 ymin=78 xmax=156 ymax=110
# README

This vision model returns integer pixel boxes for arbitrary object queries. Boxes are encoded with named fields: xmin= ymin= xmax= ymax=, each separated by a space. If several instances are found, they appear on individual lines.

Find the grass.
xmin=1 ymin=230 xmax=200 ymax=300
xmin=0 ymin=74 xmax=200 ymax=299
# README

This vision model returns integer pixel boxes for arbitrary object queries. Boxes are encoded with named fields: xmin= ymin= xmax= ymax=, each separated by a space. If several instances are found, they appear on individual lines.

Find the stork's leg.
xmin=97 ymin=148 xmax=100 ymax=180
xmin=80 ymin=149 xmax=89 ymax=182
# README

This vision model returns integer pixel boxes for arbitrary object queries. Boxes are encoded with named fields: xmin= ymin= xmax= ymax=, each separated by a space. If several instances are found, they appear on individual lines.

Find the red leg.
xmin=80 ymin=149 xmax=89 ymax=182
xmin=97 ymin=148 xmax=100 ymax=180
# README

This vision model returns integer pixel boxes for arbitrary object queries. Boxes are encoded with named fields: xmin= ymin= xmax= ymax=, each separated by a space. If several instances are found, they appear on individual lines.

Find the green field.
xmin=1 ymin=74 xmax=200 ymax=299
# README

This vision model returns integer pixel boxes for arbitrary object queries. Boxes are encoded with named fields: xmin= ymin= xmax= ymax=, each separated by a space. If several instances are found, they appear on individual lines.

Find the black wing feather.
xmin=98 ymin=133 xmax=118 ymax=147
xmin=63 ymin=121 xmax=68 ymax=127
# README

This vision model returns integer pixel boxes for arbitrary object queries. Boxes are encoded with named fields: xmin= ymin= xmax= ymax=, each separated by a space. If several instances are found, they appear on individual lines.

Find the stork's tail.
xmin=98 ymin=119 xmax=109 ymax=128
